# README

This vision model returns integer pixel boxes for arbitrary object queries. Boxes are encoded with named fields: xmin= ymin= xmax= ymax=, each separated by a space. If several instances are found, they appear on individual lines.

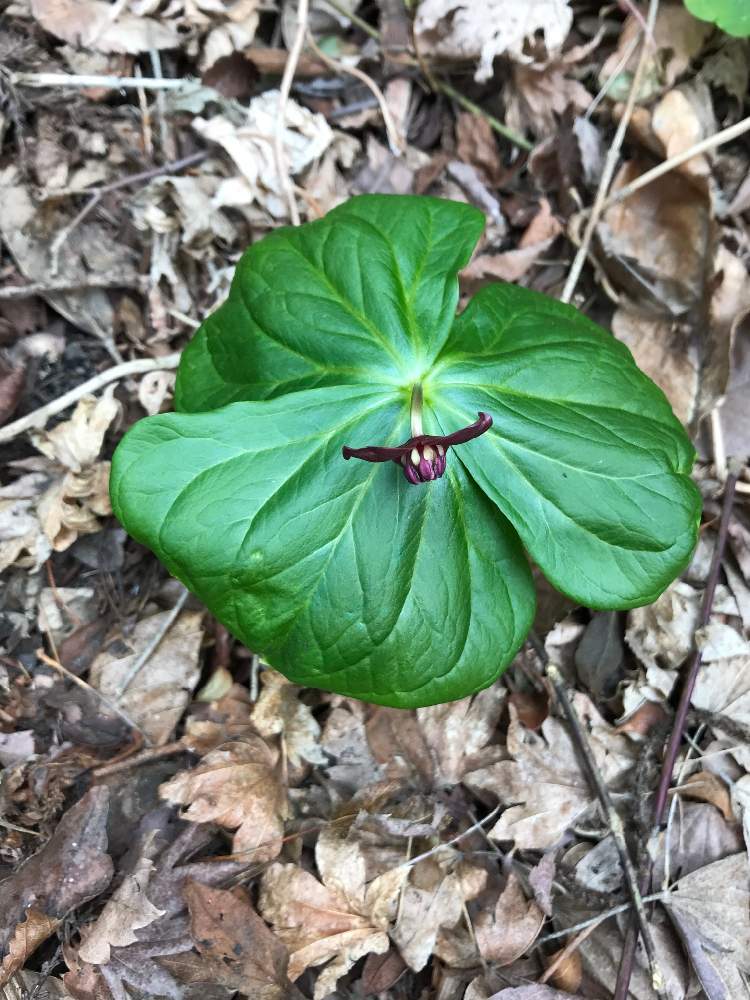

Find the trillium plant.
xmin=111 ymin=195 xmax=701 ymax=708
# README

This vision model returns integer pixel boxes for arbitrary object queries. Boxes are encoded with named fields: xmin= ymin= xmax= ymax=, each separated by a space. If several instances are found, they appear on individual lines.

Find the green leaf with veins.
xmin=174 ymin=195 xmax=485 ymax=410
xmin=110 ymin=386 xmax=535 ymax=708
xmin=112 ymin=195 xmax=701 ymax=707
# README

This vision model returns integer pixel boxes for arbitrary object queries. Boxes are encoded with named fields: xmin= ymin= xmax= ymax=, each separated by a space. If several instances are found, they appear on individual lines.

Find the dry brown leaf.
xmin=417 ymin=682 xmax=507 ymax=785
xmin=463 ymin=200 xmax=561 ymax=284
xmin=0 ymin=473 xmax=53 ymax=572
xmin=650 ymin=82 xmax=716 ymax=179
xmin=0 ymin=787 xmax=113 ymax=987
xmin=321 ymin=704 xmax=384 ymax=792
xmin=259 ymin=827 xmax=397 ymax=1000
xmin=250 ymin=669 xmax=326 ymax=768
xmin=612 ymin=310 xmax=698 ymax=425
xmin=545 ymin=948 xmax=582 ymax=994
xmin=455 ymin=112 xmax=503 ymax=185
xmin=392 ymin=856 xmax=487 ymax=970
xmin=184 ymin=881 xmax=301 ymax=1000
xmin=599 ymin=6 xmax=711 ymax=101
xmin=626 ymin=578 xmax=701 ymax=660
xmin=475 ymin=872 xmax=544 ymax=965
xmin=31 ymin=0 xmax=180 ymax=53
xmin=701 ymin=246 xmax=750 ymax=422
xmin=466 ymin=699 xmax=635 ymax=850
xmin=77 ymin=854 xmax=164 ymax=966
xmin=666 ymin=853 xmax=750 ymax=994
xmin=90 ymin=609 xmax=203 ymax=746
xmin=415 ymin=0 xmax=573 ymax=82
xmin=652 ymin=802 xmax=744 ymax=887
xmin=598 ymin=160 xmax=713 ymax=317
xmin=194 ymin=92 xmax=333 ymax=220
xmin=130 ymin=175 xmax=237 ymax=257
xmin=160 ymin=735 xmax=287 ymax=862
xmin=182 ymin=682 xmax=256 ymax=753
xmin=0 ymin=909 xmax=60 ymax=986
xmin=505 ymin=35 xmax=599 ymax=140
xmin=691 ymin=651 xmax=750 ymax=769
xmin=674 ymin=771 xmax=734 ymax=822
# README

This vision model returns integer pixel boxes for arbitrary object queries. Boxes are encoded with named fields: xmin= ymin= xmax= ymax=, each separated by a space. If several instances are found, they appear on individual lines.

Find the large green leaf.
xmin=113 ymin=194 xmax=702 ymax=707
xmin=684 ymin=0 xmax=750 ymax=36
xmin=110 ymin=386 xmax=535 ymax=708
xmin=174 ymin=195 xmax=484 ymax=411
xmin=431 ymin=284 xmax=701 ymax=608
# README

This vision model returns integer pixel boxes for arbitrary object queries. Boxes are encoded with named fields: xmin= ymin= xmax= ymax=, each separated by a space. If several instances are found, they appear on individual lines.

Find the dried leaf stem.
xmin=529 ymin=633 xmax=666 ymax=997
xmin=560 ymin=0 xmax=659 ymax=304
xmin=113 ymin=586 xmax=190 ymax=698
xmin=614 ymin=461 xmax=742 ymax=999
xmin=275 ymin=0 xmax=310 ymax=225
xmin=0 ymin=353 xmax=180 ymax=444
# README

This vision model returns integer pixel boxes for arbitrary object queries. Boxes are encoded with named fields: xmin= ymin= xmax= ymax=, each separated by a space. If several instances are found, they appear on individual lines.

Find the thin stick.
xmin=93 ymin=739 xmax=185 ymax=777
xmin=43 ymin=151 xmax=208 ymax=201
xmin=275 ymin=0 xmax=310 ymax=225
xmin=47 ymin=152 xmax=208 ymax=276
xmin=10 ymin=72 xmax=195 ymax=90
xmin=113 ymin=586 xmax=190 ymax=697
xmin=400 ymin=804 xmax=501 ymax=871
xmin=538 ymin=892 xmax=669 ymax=945
xmin=36 ymin=648 xmax=146 ymax=738
xmin=435 ymin=81 xmax=532 ymax=151
xmin=613 ymin=462 xmax=741 ymax=999
xmin=560 ymin=0 xmax=659 ymax=304
xmin=600 ymin=114 xmax=750 ymax=213
xmin=0 ymin=353 xmax=180 ymax=444
xmin=0 ymin=274 xmax=146 ymax=298
xmin=306 ymin=32 xmax=405 ymax=156
xmin=529 ymin=634 xmax=666 ymax=997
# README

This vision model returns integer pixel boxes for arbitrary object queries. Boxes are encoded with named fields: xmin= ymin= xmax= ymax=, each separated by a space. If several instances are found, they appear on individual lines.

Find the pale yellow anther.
xmin=437 ymin=444 xmax=445 ymax=457
xmin=410 ymin=448 xmax=420 ymax=466
xmin=423 ymin=445 xmax=435 ymax=461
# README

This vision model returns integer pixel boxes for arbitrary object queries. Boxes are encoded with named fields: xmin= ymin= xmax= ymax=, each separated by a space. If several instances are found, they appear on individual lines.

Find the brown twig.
xmin=0 ymin=352 xmax=180 ymax=444
xmin=113 ymin=586 xmax=190 ymax=698
xmin=275 ymin=0 xmax=310 ymax=225
xmin=46 ymin=151 xmax=208 ymax=275
xmin=36 ymin=648 xmax=146 ymax=739
xmin=529 ymin=633 xmax=666 ymax=996
xmin=560 ymin=0 xmax=659 ymax=303
xmin=613 ymin=461 xmax=741 ymax=999
xmin=0 ymin=274 xmax=146 ymax=299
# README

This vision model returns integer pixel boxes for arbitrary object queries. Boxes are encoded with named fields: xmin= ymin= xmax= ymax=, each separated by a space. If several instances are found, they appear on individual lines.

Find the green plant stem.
xmin=410 ymin=383 xmax=424 ymax=436
xmin=436 ymin=81 xmax=533 ymax=151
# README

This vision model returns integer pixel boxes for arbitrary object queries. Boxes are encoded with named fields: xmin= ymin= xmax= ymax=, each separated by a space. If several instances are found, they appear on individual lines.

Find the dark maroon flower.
xmin=342 ymin=412 xmax=492 ymax=484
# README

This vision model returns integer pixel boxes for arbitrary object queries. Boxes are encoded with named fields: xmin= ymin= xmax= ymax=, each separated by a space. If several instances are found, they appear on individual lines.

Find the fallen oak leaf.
xmin=259 ymin=827 xmax=400 ymax=1000
xmin=184 ymin=881 xmax=304 ymax=1000
xmin=160 ymin=736 xmax=287 ymax=862
xmin=465 ymin=699 xmax=635 ymax=850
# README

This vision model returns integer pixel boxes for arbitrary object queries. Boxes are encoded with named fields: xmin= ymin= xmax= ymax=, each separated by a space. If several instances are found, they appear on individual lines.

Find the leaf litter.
xmin=2 ymin=1 xmax=750 ymax=998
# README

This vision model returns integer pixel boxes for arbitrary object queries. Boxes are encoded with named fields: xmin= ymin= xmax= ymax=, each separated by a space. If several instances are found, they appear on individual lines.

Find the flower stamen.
xmin=342 ymin=411 xmax=492 ymax=485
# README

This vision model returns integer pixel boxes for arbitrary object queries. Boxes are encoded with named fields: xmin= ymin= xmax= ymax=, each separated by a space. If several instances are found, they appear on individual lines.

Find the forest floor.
xmin=1 ymin=2 xmax=750 ymax=999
